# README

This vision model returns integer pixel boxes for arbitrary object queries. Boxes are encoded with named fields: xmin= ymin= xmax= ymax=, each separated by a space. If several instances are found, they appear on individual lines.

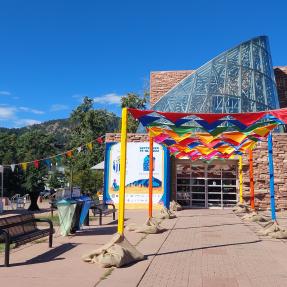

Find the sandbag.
xmin=156 ymin=207 xmax=177 ymax=219
xmin=258 ymin=221 xmax=287 ymax=238
xmin=232 ymin=203 xmax=249 ymax=214
xmin=126 ymin=218 xmax=166 ymax=234
xmin=170 ymin=200 xmax=183 ymax=212
xmin=82 ymin=233 xmax=144 ymax=268
xmin=241 ymin=212 xmax=270 ymax=222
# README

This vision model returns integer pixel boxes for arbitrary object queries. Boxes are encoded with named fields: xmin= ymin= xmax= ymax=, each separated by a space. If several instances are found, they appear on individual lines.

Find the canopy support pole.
xmin=118 ymin=108 xmax=128 ymax=235
xmin=249 ymin=149 xmax=255 ymax=210
xmin=268 ymin=133 xmax=277 ymax=221
xmin=149 ymin=134 xmax=153 ymax=219
xmin=239 ymin=155 xmax=243 ymax=204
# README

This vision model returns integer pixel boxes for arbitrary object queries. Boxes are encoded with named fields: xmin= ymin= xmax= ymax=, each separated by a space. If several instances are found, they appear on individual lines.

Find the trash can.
xmin=70 ymin=200 xmax=84 ymax=234
xmin=57 ymin=199 xmax=77 ymax=236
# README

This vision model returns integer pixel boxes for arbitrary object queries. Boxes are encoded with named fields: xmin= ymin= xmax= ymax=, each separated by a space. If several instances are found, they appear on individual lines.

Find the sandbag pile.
xmin=82 ymin=233 xmax=144 ymax=268
xmin=241 ymin=211 xmax=270 ymax=222
xmin=232 ymin=203 xmax=250 ymax=214
xmin=258 ymin=221 xmax=287 ymax=239
xmin=170 ymin=200 xmax=183 ymax=212
xmin=156 ymin=207 xmax=177 ymax=219
xmin=126 ymin=218 xmax=166 ymax=234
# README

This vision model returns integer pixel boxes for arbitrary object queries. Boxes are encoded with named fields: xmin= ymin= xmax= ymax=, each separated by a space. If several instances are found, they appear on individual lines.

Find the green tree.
xmin=16 ymin=131 xmax=56 ymax=210
xmin=47 ymin=171 xmax=66 ymax=189
xmin=66 ymin=96 xmax=118 ymax=194
xmin=120 ymin=92 xmax=148 ymax=133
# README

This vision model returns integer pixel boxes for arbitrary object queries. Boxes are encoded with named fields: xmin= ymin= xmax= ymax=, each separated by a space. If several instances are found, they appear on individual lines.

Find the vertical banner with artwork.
xmin=104 ymin=142 xmax=168 ymax=209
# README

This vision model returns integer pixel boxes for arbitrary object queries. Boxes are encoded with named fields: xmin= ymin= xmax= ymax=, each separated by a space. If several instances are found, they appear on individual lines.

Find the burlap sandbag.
xmin=232 ymin=203 xmax=249 ymax=214
xmin=170 ymin=200 xmax=183 ymax=212
xmin=258 ymin=221 xmax=287 ymax=238
xmin=241 ymin=212 xmax=270 ymax=222
xmin=82 ymin=233 xmax=144 ymax=268
xmin=156 ymin=207 xmax=177 ymax=219
xmin=126 ymin=218 xmax=166 ymax=234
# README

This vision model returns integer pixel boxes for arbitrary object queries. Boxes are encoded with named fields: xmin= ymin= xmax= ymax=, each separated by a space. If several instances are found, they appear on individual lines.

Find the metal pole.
xmin=239 ymin=156 xmax=243 ymax=204
xmin=118 ymin=108 xmax=128 ymax=235
xmin=249 ymin=149 xmax=255 ymax=210
xmin=0 ymin=165 xmax=3 ymax=213
xmin=267 ymin=133 xmax=277 ymax=221
xmin=149 ymin=135 xmax=153 ymax=219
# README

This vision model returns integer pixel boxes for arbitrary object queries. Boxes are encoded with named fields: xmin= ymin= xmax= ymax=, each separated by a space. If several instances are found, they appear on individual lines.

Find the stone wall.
xmin=150 ymin=70 xmax=194 ymax=106
xmin=242 ymin=133 xmax=287 ymax=210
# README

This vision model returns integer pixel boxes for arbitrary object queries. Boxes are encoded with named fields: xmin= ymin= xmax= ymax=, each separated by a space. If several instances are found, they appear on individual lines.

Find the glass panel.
xmin=208 ymin=179 xmax=221 ymax=186
xmin=191 ymin=179 xmax=205 ymax=185
xmin=177 ymin=178 xmax=191 ymax=185
xmin=151 ymin=36 xmax=279 ymax=117
xmin=222 ymin=179 xmax=236 ymax=186
xmin=192 ymin=186 xmax=205 ymax=193
xmin=177 ymin=164 xmax=191 ymax=178
xmin=207 ymin=165 xmax=221 ymax=178
xmin=191 ymin=166 xmax=205 ymax=177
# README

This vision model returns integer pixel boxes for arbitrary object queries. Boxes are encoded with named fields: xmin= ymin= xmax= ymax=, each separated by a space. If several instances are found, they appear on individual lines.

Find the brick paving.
xmin=2 ymin=208 xmax=287 ymax=286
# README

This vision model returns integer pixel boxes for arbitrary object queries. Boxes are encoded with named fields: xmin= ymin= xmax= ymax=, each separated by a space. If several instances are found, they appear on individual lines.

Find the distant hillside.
xmin=0 ymin=116 xmax=120 ymax=146
xmin=0 ymin=118 xmax=72 ymax=145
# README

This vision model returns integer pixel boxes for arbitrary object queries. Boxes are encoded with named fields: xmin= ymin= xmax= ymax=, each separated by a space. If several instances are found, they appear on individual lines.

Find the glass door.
xmin=207 ymin=164 xmax=222 ymax=207
xmin=176 ymin=163 xmax=192 ymax=208
xmin=190 ymin=165 xmax=206 ymax=207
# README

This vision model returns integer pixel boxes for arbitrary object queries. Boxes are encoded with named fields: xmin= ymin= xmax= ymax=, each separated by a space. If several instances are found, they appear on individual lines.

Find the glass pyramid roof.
xmin=152 ymin=36 xmax=279 ymax=114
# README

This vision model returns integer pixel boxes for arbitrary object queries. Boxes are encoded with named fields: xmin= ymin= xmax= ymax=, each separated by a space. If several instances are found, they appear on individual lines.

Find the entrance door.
xmin=176 ymin=160 xmax=237 ymax=208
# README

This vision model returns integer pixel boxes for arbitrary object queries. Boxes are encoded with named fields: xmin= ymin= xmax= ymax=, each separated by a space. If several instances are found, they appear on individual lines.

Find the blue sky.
xmin=0 ymin=0 xmax=286 ymax=128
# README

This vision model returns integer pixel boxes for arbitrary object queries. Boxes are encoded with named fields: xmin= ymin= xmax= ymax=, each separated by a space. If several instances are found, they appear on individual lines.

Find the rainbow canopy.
xmin=128 ymin=108 xmax=287 ymax=160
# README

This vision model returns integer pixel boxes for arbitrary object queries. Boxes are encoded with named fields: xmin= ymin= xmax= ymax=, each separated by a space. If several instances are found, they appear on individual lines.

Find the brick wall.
xmin=242 ymin=133 xmax=287 ymax=210
xmin=274 ymin=66 xmax=287 ymax=108
xmin=150 ymin=70 xmax=194 ymax=106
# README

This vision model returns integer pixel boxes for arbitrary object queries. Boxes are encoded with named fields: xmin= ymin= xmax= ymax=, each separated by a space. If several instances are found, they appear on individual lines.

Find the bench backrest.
xmin=0 ymin=214 xmax=37 ymax=240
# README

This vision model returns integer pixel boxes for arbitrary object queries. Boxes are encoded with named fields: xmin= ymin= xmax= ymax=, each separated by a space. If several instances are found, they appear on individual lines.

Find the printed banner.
xmin=106 ymin=142 xmax=165 ymax=209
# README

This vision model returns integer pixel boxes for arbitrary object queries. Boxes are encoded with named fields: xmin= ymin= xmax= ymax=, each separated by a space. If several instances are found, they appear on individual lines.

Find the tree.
xmin=66 ymin=96 xmax=119 ymax=193
xmin=16 ymin=131 xmax=56 ymax=210
xmin=120 ymin=92 xmax=148 ymax=133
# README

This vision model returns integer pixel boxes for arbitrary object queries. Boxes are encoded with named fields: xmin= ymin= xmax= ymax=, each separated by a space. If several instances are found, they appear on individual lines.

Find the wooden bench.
xmin=90 ymin=202 xmax=116 ymax=225
xmin=0 ymin=214 xmax=54 ymax=267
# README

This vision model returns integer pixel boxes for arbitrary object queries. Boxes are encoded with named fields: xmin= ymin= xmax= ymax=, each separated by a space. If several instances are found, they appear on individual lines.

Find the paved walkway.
xmin=100 ymin=209 xmax=287 ymax=287
xmin=2 ymin=209 xmax=287 ymax=286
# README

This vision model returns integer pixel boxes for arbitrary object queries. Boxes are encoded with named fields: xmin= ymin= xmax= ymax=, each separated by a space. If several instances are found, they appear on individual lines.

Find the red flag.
xmin=96 ymin=137 xmax=104 ymax=144
xmin=34 ymin=160 xmax=39 ymax=169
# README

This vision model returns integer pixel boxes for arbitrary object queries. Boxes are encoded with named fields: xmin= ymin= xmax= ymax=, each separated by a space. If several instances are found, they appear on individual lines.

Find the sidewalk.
xmin=99 ymin=209 xmax=287 ymax=287
xmin=1 ymin=209 xmax=287 ymax=287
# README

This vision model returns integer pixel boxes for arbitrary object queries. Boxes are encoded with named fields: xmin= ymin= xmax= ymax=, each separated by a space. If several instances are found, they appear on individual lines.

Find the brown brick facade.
xmin=274 ymin=66 xmax=287 ymax=108
xmin=241 ymin=133 xmax=287 ymax=210
xmin=150 ymin=70 xmax=194 ymax=106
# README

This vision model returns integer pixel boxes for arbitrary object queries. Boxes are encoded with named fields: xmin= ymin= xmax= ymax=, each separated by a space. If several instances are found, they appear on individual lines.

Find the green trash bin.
xmin=57 ymin=199 xmax=77 ymax=236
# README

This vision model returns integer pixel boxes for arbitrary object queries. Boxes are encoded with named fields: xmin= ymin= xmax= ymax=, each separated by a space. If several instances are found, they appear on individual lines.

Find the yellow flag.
xmin=21 ymin=162 xmax=28 ymax=171
xmin=87 ymin=142 xmax=93 ymax=151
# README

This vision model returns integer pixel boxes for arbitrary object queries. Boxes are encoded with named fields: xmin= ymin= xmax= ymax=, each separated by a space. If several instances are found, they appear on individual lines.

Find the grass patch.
xmin=37 ymin=215 xmax=60 ymax=226
xmin=0 ymin=243 xmax=15 ymax=253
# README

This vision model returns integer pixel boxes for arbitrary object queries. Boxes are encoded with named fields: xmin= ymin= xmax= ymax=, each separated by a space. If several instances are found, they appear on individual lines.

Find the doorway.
xmin=176 ymin=160 xmax=237 ymax=208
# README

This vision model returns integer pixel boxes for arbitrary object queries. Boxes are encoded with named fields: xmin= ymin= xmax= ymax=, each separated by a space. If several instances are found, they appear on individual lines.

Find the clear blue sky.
xmin=0 ymin=0 xmax=286 ymax=128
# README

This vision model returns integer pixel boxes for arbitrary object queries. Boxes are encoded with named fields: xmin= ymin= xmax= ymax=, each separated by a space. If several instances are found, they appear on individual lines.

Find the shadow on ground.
xmin=1 ymin=243 xmax=78 ymax=267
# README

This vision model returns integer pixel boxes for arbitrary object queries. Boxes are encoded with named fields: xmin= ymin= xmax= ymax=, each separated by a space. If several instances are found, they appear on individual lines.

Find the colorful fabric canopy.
xmin=128 ymin=108 xmax=287 ymax=160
